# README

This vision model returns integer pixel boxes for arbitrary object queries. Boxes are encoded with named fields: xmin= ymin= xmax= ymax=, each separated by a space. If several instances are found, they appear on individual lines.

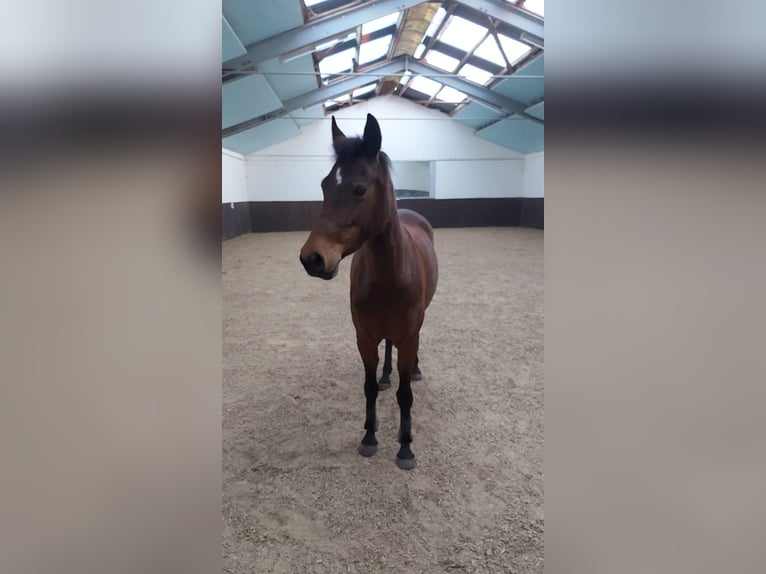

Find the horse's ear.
xmin=362 ymin=113 xmax=381 ymax=157
xmin=331 ymin=116 xmax=345 ymax=151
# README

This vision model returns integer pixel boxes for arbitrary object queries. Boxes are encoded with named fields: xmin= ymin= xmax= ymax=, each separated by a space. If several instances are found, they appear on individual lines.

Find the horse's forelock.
xmin=334 ymin=137 xmax=365 ymax=164
xmin=335 ymin=137 xmax=392 ymax=177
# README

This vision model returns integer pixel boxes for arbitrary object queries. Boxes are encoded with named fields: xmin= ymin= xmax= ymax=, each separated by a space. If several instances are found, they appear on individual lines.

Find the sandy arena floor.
xmin=223 ymin=227 xmax=543 ymax=573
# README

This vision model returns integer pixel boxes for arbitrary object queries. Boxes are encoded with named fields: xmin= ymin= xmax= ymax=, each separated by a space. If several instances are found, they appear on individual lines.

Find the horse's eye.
xmin=353 ymin=185 xmax=367 ymax=198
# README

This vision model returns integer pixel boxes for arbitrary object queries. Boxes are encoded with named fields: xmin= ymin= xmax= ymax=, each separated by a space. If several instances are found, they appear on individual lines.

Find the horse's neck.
xmin=367 ymin=185 xmax=409 ymax=277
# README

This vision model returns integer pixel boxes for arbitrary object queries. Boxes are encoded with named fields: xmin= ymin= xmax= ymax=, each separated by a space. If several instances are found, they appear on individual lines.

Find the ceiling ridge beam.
xmin=222 ymin=0 xmax=424 ymax=72
xmin=405 ymin=59 xmax=542 ymax=124
xmin=223 ymin=56 xmax=408 ymax=139
xmin=456 ymin=0 xmax=543 ymax=47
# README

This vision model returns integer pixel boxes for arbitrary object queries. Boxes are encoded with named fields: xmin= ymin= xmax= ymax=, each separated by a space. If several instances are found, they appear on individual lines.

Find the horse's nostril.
xmin=301 ymin=252 xmax=325 ymax=276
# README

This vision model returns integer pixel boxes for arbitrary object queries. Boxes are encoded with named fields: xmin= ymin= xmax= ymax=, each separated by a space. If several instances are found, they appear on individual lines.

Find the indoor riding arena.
xmin=222 ymin=1 xmax=544 ymax=572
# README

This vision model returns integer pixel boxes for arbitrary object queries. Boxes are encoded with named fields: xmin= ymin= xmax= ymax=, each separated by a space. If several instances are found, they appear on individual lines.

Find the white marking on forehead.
xmin=335 ymin=167 xmax=343 ymax=186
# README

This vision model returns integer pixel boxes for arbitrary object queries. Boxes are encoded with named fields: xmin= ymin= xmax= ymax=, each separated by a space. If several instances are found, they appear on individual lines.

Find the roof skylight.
xmin=324 ymin=93 xmax=351 ymax=109
xmin=318 ymin=47 xmax=355 ymax=79
xmin=307 ymin=1 xmax=541 ymax=117
xmin=353 ymin=83 xmax=377 ymax=98
xmin=305 ymin=0 xmax=356 ymax=12
xmin=458 ymin=63 xmax=494 ymax=85
xmin=424 ymin=50 xmax=459 ymax=72
xmin=522 ymin=0 xmax=544 ymax=17
xmin=474 ymin=36 xmax=506 ymax=66
xmin=424 ymin=7 xmax=446 ymax=39
xmin=498 ymin=34 xmax=532 ymax=65
xmin=359 ymin=35 xmax=392 ymax=65
xmin=362 ymin=11 xmax=400 ymax=35
xmin=436 ymin=86 xmax=467 ymax=104
xmin=439 ymin=16 xmax=487 ymax=52
xmin=409 ymin=76 xmax=442 ymax=97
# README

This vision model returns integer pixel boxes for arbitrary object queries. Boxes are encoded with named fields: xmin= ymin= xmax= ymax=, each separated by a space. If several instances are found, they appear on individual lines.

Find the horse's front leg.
xmin=395 ymin=334 xmax=419 ymax=470
xmin=412 ymin=353 xmax=422 ymax=381
xmin=357 ymin=335 xmax=380 ymax=457
xmin=378 ymin=339 xmax=393 ymax=390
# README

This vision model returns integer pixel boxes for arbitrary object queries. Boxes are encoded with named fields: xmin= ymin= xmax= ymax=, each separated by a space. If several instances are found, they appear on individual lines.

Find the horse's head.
xmin=300 ymin=113 xmax=394 ymax=280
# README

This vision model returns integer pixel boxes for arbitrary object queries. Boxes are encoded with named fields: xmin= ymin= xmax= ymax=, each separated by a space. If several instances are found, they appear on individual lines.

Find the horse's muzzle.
xmin=300 ymin=252 xmax=336 ymax=280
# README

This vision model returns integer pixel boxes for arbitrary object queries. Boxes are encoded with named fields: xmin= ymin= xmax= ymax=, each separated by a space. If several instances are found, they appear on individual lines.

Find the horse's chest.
xmin=349 ymin=245 xmax=426 ymax=337
xmin=353 ymin=277 xmax=417 ymax=307
xmin=351 ymin=282 xmax=420 ymax=330
xmin=354 ymin=294 xmax=405 ymax=314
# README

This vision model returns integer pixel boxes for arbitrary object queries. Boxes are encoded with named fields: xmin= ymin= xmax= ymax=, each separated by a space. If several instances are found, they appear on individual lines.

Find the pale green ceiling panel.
xmin=260 ymin=55 xmax=318 ymax=101
xmin=477 ymin=115 xmax=544 ymax=154
xmin=222 ymin=118 xmax=301 ymax=154
xmin=290 ymin=105 xmax=325 ymax=127
xmin=223 ymin=0 xmax=304 ymax=48
xmin=453 ymin=102 xmax=504 ymax=130
xmin=493 ymin=55 xmax=544 ymax=105
xmin=222 ymin=16 xmax=246 ymax=61
xmin=526 ymin=101 xmax=544 ymax=120
xmin=222 ymin=74 xmax=282 ymax=129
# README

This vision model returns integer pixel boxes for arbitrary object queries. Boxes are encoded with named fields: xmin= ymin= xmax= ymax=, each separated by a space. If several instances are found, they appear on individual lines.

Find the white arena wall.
xmin=244 ymin=96 xmax=533 ymax=201
xmin=223 ymin=96 xmax=543 ymax=237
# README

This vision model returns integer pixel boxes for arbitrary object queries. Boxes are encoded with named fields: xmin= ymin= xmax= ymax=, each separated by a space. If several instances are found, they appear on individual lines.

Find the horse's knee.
xmin=396 ymin=385 xmax=413 ymax=409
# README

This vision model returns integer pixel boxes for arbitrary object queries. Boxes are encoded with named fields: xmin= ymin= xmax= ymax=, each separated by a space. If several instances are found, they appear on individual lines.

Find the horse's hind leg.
xmin=378 ymin=339 xmax=393 ymax=390
xmin=357 ymin=336 xmax=380 ymax=457
xmin=395 ymin=335 xmax=419 ymax=470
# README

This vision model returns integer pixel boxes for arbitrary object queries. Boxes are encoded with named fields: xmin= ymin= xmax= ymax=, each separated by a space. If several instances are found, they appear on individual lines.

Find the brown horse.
xmin=299 ymin=113 xmax=438 ymax=470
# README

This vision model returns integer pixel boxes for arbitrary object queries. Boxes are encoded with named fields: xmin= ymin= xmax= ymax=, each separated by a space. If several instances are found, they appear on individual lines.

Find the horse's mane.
xmin=335 ymin=137 xmax=393 ymax=175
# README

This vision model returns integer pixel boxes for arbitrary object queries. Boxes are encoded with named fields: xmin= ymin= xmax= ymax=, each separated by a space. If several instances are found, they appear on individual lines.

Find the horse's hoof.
xmin=395 ymin=456 xmax=416 ymax=470
xmin=358 ymin=443 xmax=378 ymax=457
xmin=412 ymin=371 xmax=423 ymax=381
xmin=378 ymin=378 xmax=391 ymax=390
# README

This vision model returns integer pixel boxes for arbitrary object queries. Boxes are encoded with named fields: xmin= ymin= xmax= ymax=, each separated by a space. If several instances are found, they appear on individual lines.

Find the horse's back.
xmin=398 ymin=208 xmax=434 ymax=243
